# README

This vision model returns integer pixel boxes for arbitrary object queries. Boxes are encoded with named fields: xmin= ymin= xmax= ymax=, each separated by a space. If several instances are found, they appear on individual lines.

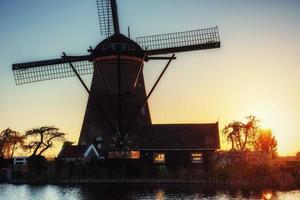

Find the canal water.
xmin=0 ymin=184 xmax=299 ymax=200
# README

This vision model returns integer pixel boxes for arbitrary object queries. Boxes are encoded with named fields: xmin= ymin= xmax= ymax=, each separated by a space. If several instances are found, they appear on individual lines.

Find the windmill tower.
xmin=12 ymin=0 xmax=221 ymax=151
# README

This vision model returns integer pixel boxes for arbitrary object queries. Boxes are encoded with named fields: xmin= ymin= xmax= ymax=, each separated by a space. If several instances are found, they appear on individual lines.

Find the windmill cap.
xmin=91 ymin=33 xmax=144 ymax=58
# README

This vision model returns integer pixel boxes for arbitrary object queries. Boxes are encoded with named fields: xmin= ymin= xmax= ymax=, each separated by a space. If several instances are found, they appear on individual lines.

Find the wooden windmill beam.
xmin=110 ymin=0 xmax=120 ymax=34
xmin=62 ymin=52 xmax=116 ymax=133
xmin=94 ymin=61 xmax=118 ymax=124
xmin=146 ymin=42 xmax=220 ymax=55
xmin=12 ymin=55 xmax=90 ymax=70
xmin=124 ymin=54 xmax=176 ymax=135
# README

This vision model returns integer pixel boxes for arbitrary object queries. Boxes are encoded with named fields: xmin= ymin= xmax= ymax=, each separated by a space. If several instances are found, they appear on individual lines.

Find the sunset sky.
xmin=0 ymin=0 xmax=300 ymax=156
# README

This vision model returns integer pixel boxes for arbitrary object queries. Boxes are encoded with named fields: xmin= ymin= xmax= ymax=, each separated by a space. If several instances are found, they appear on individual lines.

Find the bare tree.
xmin=223 ymin=116 xmax=259 ymax=151
xmin=0 ymin=128 xmax=25 ymax=158
xmin=223 ymin=121 xmax=243 ymax=150
xmin=242 ymin=116 xmax=260 ymax=150
xmin=24 ymin=126 xmax=66 ymax=156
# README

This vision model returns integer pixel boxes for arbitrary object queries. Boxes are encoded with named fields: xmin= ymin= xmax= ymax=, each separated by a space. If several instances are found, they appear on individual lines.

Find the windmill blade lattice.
xmin=97 ymin=0 xmax=115 ymax=36
xmin=12 ymin=56 xmax=93 ymax=85
xmin=136 ymin=27 xmax=220 ymax=55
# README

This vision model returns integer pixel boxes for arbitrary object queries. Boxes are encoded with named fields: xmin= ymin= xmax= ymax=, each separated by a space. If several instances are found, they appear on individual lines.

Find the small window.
xmin=130 ymin=151 xmax=140 ymax=159
xmin=191 ymin=152 xmax=203 ymax=163
xmin=128 ymin=43 xmax=136 ymax=51
xmin=108 ymin=151 xmax=126 ymax=159
xmin=153 ymin=153 xmax=165 ymax=163
xmin=107 ymin=151 xmax=140 ymax=159
xmin=108 ymin=43 xmax=129 ymax=51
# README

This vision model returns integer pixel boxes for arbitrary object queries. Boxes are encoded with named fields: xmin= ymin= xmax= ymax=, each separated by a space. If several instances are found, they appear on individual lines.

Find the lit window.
xmin=153 ymin=153 xmax=165 ymax=163
xmin=191 ymin=152 xmax=203 ymax=163
xmin=130 ymin=151 xmax=140 ymax=159
xmin=108 ymin=151 xmax=141 ymax=159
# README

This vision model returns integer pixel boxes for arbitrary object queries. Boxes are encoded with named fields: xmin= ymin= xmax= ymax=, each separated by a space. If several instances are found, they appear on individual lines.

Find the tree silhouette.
xmin=255 ymin=129 xmax=278 ymax=158
xmin=24 ymin=126 xmax=66 ymax=156
xmin=223 ymin=116 xmax=259 ymax=151
xmin=223 ymin=121 xmax=243 ymax=150
xmin=0 ymin=128 xmax=25 ymax=158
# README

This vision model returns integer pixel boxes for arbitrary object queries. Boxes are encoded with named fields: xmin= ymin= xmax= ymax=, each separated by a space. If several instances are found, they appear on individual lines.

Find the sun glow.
xmin=155 ymin=190 xmax=165 ymax=200
xmin=262 ymin=192 xmax=272 ymax=200
xmin=243 ymin=100 xmax=300 ymax=156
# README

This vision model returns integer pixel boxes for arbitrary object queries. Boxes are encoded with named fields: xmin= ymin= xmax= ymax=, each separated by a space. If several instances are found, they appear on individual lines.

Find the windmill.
xmin=12 ymin=0 xmax=221 ymax=152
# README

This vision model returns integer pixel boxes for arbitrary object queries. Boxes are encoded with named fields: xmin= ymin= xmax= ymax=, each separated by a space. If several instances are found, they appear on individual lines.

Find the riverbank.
xmin=7 ymin=178 xmax=299 ymax=191
xmin=3 ymin=151 xmax=300 ymax=191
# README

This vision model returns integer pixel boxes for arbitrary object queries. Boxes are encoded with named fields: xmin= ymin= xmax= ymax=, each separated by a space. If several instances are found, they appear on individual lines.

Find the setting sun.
xmin=245 ymin=100 xmax=299 ymax=155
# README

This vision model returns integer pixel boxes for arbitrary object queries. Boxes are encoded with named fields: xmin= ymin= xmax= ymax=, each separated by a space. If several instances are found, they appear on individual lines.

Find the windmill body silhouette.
xmin=12 ymin=0 xmax=220 ymax=151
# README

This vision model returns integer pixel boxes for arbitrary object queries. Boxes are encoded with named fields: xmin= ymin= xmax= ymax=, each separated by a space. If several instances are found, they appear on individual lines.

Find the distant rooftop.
xmin=58 ymin=145 xmax=88 ymax=158
xmin=131 ymin=123 xmax=220 ymax=150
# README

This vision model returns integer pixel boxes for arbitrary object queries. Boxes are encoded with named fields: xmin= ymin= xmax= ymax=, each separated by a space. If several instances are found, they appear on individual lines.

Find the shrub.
xmin=157 ymin=165 xmax=168 ymax=179
xmin=28 ymin=155 xmax=48 ymax=172
xmin=294 ymin=174 xmax=300 ymax=187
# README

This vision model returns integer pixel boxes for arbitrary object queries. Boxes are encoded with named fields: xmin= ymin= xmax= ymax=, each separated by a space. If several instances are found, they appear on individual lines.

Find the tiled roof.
xmin=58 ymin=145 xmax=88 ymax=158
xmin=131 ymin=123 xmax=220 ymax=150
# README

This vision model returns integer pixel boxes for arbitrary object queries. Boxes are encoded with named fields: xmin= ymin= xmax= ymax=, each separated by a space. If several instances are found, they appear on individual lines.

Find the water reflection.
xmin=262 ymin=191 xmax=272 ymax=200
xmin=155 ymin=189 xmax=164 ymax=200
xmin=0 ymin=184 xmax=300 ymax=200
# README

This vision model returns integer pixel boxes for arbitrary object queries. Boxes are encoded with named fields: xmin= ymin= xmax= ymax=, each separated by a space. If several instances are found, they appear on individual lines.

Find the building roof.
xmin=131 ymin=123 xmax=220 ymax=150
xmin=58 ymin=145 xmax=88 ymax=158
xmin=58 ymin=144 xmax=100 ymax=158
xmin=58 ymin=144 xmax=100 ymax=159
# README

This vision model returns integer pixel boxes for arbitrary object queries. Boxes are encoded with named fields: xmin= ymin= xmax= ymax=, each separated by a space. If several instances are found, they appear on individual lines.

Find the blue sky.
xmin=0 ymin=0 xmax=300 ymax=156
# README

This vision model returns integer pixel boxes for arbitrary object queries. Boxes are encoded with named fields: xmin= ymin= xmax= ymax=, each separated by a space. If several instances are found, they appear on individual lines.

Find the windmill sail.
xmin=136 ymin=27 xmax=220 ymax=55
xmin=12 ymin=56 xmax=93 ymax=85
xmin=97 ymin=0 xmax=119 ymax=36
xmin=11 ymin=0 xmax=221 ymax=151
